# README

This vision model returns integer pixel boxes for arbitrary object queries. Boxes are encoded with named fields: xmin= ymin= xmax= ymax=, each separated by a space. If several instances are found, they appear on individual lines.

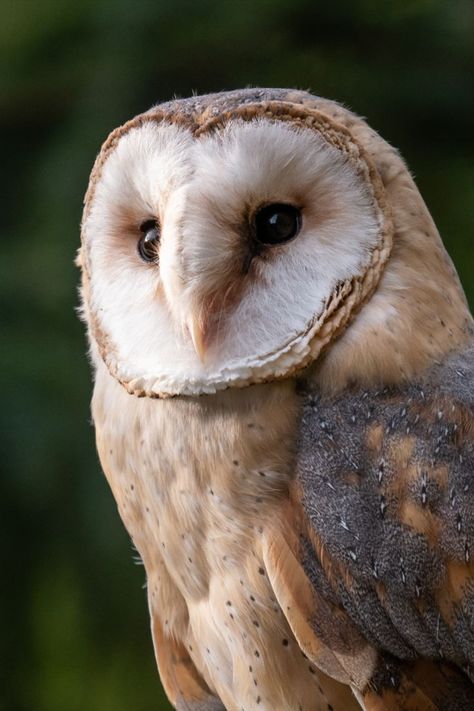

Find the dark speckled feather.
xmin=152 ymin=87 xmax=321 ymax=118
xmin=295 ymin=343 xmax=474 ymax=708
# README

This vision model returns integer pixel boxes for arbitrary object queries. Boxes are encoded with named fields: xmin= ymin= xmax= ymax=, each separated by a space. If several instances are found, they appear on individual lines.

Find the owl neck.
xmin=311 ymin=200 xmax=473 ymax=396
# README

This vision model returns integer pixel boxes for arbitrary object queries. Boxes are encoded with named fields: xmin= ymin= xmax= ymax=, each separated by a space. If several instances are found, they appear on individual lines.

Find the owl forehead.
xmin=94 ymin=116 xmax=353 ymax=224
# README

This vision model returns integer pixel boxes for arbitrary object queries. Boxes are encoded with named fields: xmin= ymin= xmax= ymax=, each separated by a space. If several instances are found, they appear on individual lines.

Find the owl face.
xmin=80 ymin=101 xmax=392 ymax=396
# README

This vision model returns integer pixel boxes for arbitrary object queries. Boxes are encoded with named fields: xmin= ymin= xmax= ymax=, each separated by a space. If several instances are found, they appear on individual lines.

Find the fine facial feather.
xmin=80 ymin=88 xmax=474 ymax=711
xmin=81 ymin=105 xmax=391 ymax=397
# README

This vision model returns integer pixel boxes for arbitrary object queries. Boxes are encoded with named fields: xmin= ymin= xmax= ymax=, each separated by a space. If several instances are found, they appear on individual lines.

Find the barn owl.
xmin=78 ymin=88 xmax=474 ymax=710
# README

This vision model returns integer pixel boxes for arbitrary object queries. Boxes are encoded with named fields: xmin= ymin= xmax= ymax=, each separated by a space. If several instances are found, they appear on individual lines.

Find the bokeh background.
xmin=2 ymin=1 xmax=473 ymax=709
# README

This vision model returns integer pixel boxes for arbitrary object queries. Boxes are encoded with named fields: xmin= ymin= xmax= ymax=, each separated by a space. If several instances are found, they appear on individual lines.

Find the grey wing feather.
xmin=295 ymin=343 xmax=474 ymax=705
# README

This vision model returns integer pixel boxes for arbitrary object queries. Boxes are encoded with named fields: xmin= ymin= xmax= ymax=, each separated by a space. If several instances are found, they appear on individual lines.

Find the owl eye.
xmin=254 ymin=204 xmax=302 ymax=246
xmin=138 ymin=220 xmax=160 ymax=262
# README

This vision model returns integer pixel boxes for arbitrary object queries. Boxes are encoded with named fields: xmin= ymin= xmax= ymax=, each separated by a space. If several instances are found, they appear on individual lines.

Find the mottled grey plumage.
xmin=154 ymin=88 xmax=320 ymax=117
xmin=296 ymin=345 xmax=474 ymax=707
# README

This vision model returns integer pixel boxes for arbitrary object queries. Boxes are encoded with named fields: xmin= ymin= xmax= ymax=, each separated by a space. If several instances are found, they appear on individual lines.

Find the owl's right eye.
xmin=138 ymin=220 xmax=160 ymax=262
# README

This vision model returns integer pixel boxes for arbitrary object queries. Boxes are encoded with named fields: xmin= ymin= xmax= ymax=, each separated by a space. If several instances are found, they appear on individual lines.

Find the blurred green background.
xmin=2 ymin=1 xmax=473 ymax=710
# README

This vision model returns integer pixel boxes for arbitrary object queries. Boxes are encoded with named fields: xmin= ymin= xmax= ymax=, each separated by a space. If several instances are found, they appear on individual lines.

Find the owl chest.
xmin=97 ymin=398 xmax=291 ymax=590
xmin=93 ymin=373 xmax=359 ymax=709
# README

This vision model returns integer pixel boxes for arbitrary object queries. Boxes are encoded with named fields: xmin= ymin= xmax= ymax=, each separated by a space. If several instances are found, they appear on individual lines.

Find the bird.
xmin=78 ymin=88 xmax=474 ymax=710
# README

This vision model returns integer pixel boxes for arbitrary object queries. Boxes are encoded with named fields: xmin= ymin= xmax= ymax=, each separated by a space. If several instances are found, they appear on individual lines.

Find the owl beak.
xmin=188 ymin=317 xmax=207 ymax=363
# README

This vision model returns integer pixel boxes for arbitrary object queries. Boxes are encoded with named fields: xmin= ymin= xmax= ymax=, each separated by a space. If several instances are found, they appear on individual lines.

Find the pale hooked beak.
xmin=187 ymin=317 xmax=207 ymax=363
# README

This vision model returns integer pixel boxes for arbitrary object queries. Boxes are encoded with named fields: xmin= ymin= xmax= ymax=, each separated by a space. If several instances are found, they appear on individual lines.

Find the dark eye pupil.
xmin=138 ymin=220 xmax=160 ymax=262
xmin=254 ymin=203 xmax=302 ymax=246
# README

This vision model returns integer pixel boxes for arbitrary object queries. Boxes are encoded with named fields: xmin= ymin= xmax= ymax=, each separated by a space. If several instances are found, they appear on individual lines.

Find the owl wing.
xmin=264 ymin=344 xmax=474 ymax=710
xmin=151 ymin=616 xmax=225 ymax=710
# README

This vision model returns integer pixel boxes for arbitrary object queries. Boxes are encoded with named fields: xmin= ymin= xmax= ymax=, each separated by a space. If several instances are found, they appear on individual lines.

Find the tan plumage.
xmin=79 ymin=89 xmax=474 ymax=710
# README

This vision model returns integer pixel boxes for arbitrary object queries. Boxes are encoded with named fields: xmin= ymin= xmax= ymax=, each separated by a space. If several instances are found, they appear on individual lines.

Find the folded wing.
xmin=265 ymin=345 xmax=474 ymax=709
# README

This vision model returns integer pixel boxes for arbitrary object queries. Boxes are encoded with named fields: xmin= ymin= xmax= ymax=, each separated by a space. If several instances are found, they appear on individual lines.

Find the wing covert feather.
xmin=289 ymin=345 xmax=474 ymax=707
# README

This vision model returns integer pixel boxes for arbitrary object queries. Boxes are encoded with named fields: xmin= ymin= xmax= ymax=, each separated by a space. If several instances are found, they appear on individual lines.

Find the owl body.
xmin=80 ymin=89 xmax=474 ymax=710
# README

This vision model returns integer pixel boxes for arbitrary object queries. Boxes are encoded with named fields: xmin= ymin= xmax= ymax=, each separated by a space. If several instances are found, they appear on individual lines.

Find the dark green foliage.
xmin=1 ymin=2 xmax=472 ymax=709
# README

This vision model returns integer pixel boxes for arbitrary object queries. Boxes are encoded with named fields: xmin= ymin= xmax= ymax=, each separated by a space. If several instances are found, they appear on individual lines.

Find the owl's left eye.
xmin=138 ymin=220 xmax=160 ymax=262
xmin=253 ymin=203 xmax=302 ymax=246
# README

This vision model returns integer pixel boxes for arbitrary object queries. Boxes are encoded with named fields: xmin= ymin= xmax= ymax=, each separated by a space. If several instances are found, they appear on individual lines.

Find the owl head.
xmin=78 ymin=89 xmax=471 ymax=397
